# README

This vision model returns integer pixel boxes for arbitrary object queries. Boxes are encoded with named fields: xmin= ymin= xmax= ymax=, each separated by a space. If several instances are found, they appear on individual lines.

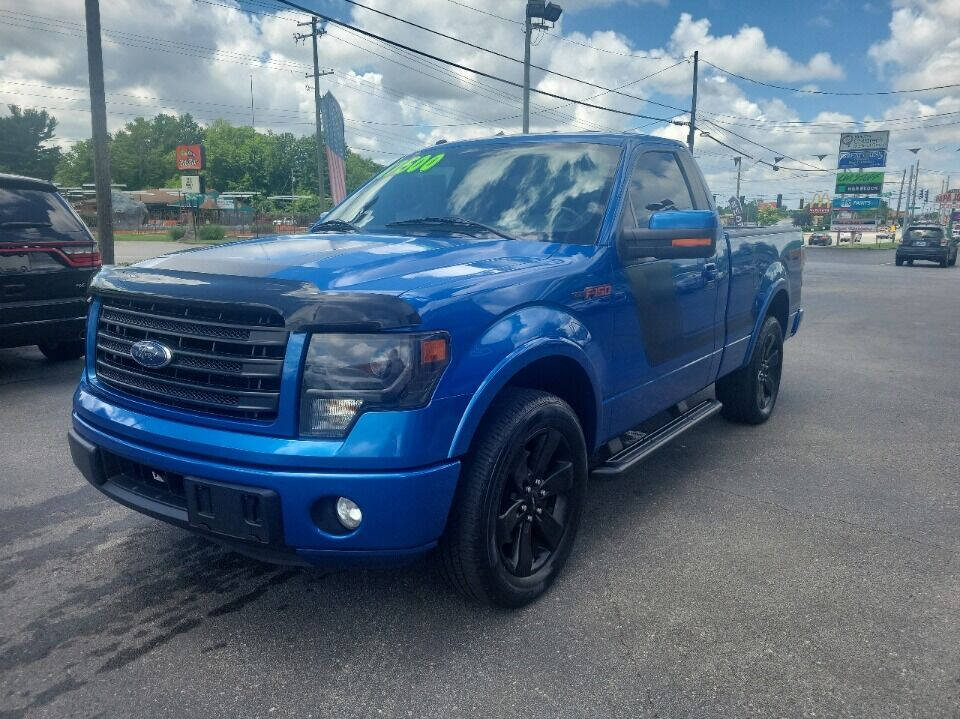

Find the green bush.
xmin=168 ymin=226 xmax=186 ymax=240
xmin=198 ymin=224 xmax=226 ymax=243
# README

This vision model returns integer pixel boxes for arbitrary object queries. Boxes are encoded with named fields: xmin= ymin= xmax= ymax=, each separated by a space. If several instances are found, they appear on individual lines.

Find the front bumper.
xmin=70 ymin=413 xmax=462 ymax=566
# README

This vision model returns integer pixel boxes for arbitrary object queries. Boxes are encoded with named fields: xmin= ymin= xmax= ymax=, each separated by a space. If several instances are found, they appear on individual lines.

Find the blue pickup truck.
xmin=69 ymin=134 xmax=803 ymax=606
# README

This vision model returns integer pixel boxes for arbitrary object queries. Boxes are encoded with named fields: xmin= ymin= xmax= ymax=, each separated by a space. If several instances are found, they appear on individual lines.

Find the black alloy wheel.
xmin=755 ymin=331 xmax=782 ymax=414
xmin=495 ymin=427 xmax=574 ymax=577
xmin=438 ymin=388 xmax=588 ymax=607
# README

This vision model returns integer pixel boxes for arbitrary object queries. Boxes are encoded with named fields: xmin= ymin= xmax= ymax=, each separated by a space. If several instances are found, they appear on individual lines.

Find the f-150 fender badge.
xmin=572 ymin=284 xmax=612 ymax=300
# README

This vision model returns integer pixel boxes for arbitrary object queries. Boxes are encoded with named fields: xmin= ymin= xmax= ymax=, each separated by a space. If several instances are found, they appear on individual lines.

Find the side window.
xmin=622 ymin=151 xmax=696 ymax=229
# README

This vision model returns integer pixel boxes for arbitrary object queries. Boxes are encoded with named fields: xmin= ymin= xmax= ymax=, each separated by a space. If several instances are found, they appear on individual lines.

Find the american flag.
xmin=320 ymin=91 xmax=347 ymax=205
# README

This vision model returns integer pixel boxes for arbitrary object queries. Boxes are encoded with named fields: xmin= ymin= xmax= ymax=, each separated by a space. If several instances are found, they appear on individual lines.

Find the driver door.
xmin=606 ymin=149 xmax=721 ymax=434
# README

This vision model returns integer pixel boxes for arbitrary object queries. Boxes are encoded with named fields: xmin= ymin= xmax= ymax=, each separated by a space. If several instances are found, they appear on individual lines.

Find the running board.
xmin=591 ymin=399 xmax=722 ymax=478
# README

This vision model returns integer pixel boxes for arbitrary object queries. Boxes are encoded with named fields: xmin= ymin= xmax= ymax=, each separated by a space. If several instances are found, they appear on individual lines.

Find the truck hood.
xmin=132 ymin=232 xmax=564 ymax=294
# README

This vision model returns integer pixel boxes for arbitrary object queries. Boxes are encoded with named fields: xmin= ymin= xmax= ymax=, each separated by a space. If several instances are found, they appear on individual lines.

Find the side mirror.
xmin=619 ymin=209 xmax=718 ymax=260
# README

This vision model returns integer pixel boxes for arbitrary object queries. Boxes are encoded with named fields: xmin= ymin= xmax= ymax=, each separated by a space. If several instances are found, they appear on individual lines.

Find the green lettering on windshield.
xmin=390 ymin=152 xmax=445 ymax=175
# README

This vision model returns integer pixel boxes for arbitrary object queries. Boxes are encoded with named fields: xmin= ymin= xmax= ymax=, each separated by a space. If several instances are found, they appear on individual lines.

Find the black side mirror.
xmin=619 ymin=209 xmax=718 ymax=261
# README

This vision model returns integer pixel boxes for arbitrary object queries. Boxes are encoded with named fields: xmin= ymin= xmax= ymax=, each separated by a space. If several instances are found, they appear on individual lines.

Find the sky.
xmin=0 ymin=0 xmax=958 ymax=209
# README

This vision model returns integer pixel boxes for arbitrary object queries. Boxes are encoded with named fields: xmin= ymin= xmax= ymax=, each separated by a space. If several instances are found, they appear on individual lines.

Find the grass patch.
xmin=96 ymin=231 xmax=234 ymax=244
xmin=833 ymin=242 xmax=898 ymax=250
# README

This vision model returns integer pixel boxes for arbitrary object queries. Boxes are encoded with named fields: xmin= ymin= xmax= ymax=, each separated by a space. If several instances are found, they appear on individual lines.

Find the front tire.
xmin=716 ymin=315 xmax=784 ymax=425
xmin=895 ymin=257 xmax=904 ymax=266
xmin=37 ymin=339 xmax=85 ymax=361
xmin=438 ymin=389 xmax=588 ymax=607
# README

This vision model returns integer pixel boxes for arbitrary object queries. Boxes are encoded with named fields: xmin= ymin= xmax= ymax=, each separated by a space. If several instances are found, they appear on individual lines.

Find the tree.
xmin=53 ymin=113 xmax=384 ymax=197
xmin=56 ymin=138 xmax=96 ymax=187
xmin=756 ymin=206 xmax=781 ymax=227
xmin=0 ymin=105 xmax=63 ymax=180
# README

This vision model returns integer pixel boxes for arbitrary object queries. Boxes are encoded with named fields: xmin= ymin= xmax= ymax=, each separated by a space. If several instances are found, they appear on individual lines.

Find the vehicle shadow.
xmin=2 ymin=413 xmax=732 ymax=714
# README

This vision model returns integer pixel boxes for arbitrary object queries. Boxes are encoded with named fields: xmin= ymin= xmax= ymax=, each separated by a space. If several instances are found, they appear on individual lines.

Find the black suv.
xmin=1 ymin=174 xmax=101 ymax=359
xmin=896 ymin=224 xmax=958 ymax=268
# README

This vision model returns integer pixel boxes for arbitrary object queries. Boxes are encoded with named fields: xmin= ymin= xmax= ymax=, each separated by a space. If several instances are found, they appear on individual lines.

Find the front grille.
xmin=95 ymin=295 xmax=288 ymax=421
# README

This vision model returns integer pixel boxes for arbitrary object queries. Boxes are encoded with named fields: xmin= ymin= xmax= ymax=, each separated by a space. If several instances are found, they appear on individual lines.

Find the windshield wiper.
xmin=310 ymin=218 xmax=360 ymax=233
xmin=386 ymin=216 xmax=517 ymax=241
xmin=0 ymin=221 xmax=52 ymax=229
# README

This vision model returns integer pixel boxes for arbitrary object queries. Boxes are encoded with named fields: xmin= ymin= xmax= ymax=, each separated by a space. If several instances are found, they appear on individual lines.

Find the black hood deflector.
xmin=89 ymin=267 xmax=421 ymax=332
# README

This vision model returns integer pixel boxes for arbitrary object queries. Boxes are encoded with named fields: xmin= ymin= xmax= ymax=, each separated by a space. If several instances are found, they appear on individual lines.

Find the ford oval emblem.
xmin=130 ymin=340 xmax=173 ymax=369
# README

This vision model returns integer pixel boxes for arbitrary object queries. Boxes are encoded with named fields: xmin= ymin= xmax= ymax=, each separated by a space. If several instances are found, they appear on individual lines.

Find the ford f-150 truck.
xmin=69 ymin=134 xmax=803 ymax=606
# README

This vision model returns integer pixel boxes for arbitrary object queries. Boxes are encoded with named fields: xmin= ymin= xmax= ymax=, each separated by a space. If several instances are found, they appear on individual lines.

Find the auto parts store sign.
xmin=836 ymin=171 xmax=884 ymax=194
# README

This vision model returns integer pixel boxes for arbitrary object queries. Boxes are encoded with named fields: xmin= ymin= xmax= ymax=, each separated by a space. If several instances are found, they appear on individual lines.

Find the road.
xmin=2 ymin=249 xmax=958 ymax=718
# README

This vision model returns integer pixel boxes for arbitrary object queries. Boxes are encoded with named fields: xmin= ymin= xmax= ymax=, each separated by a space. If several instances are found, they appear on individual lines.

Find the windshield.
xmin=323 ymin=141 xmax=623 ymax=245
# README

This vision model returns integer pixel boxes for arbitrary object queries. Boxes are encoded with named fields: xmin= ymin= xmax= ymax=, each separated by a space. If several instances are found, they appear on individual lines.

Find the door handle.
xmin=702 ymin=262 xmax=719 ymax=281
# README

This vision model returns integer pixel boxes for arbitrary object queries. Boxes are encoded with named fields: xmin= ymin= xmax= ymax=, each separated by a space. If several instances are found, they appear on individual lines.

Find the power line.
xmin=335 ymin=0 xmax=689 ymax=114
xmin=702 ymin=58 xmax=960 ymax=96
xmin=441 ymin=0 xmax=670 ymax=60
xmin=270 ymin=0 xmax=683 ymax=125
xmin=699 ymin=117 xmax=824 ymax=170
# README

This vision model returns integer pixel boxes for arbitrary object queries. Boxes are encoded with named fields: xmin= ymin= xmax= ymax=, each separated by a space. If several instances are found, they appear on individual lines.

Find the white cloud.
xmin=1 ymin=0 xmax=954 ymax=206
xmin=667 ymin=13 xmax=845 ymax=81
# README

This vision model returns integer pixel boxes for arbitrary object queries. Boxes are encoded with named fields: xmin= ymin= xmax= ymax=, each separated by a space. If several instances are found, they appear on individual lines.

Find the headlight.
xmin=299 ymin=332 xmax=450 ymax=438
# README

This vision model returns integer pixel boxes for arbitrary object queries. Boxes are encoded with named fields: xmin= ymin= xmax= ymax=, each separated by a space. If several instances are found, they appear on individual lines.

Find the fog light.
xmin=335 ymin=497 xmax=363 ymax=530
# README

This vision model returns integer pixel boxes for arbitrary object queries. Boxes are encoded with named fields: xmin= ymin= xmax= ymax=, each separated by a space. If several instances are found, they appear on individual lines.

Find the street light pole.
xmin=521 ymin=1 xmax=562 ymax=135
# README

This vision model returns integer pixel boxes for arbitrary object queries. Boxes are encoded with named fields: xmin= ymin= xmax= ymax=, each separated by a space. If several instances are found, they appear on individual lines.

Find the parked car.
xmin=272 ymin=217 xmax=296 ymax=226
xmin=896 ymin=224 xmax=957 ymax=267
xmin=69 ymin=134 xmax=804 ymax=606
xmin=808 ymin=233 xmax=831 ymax=246
xmin=1 ymin=173 xmax=100 ymax=359
xmin=876 ymin=229 xmax=895 ymax=240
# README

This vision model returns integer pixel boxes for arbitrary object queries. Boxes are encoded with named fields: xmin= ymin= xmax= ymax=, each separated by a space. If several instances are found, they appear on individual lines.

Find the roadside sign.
xmin=727 ymin=196 xmax=744 ymax=227
xmin=839 ymin=131 xmax=889 ymax=152
xmin=181 ymin=175 xmax=201 ymax=193
xmin=176 ymin=144 xmax=204 ymax=171
xmin=831 ymin=196 xmax=881 ymax=210
xmin=838 ymin=149 xmax=887 ymax=169
xmin=835 ymin=171 xmax=883 ymax=194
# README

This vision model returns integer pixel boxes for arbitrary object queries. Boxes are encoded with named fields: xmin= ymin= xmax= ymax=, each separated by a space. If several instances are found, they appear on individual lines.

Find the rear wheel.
xmin=438 ymin=389 xmax=588 ymax=607
xmin=37 ymin=339 xmax=85 ymax=361
xmin=716 ymin=315 xmax=783 ymax=425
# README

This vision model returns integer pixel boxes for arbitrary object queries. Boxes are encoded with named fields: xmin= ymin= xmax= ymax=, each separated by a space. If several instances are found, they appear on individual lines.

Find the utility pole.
xmin=910 ymin=161 xmax=920 ymax=221
xmin=687 ymin=50 xmax=699 ymax=152
xmin=522 ymin=10 xmax=532 ymax=133
xmin=894 ymin=167 xmax=906 ymax=228
xmin=84 ymin=0 xmax=114 ymax=264
xmin=734 ymin=157 xmax=742 ymax=202
xmin=904 ymin=164 xmax=915 ymax=225
xmin=296 ymin=18 xmax=333 ymax=202
xmin=249 ymin=75 xmax=255 ymax=126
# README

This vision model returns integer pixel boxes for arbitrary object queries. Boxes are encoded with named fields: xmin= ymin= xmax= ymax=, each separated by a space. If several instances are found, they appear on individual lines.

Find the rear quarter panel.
xmin=718 ymin=225 xmax=803 ymax=377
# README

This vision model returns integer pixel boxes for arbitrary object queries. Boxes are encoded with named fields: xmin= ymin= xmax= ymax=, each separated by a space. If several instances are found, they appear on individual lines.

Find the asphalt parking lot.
xmin=1 ymin=248 xmax=958 ymax=719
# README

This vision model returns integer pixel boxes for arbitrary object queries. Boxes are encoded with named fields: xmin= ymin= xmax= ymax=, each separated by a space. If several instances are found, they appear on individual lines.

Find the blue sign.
xmin=831 ymin=197 xmax=881 ymax=209
xmin=838 ymin=149 xmax=887 ymax=168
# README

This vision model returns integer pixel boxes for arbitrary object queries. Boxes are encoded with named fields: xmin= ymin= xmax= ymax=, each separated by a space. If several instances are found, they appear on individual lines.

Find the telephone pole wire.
xmin=84 ymin=0 xmax=114 ymax=264
xmin=296 ymin=18 xmax=334 ymax=203
xmin=686 ymin=50 xmax=699 ymax=153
